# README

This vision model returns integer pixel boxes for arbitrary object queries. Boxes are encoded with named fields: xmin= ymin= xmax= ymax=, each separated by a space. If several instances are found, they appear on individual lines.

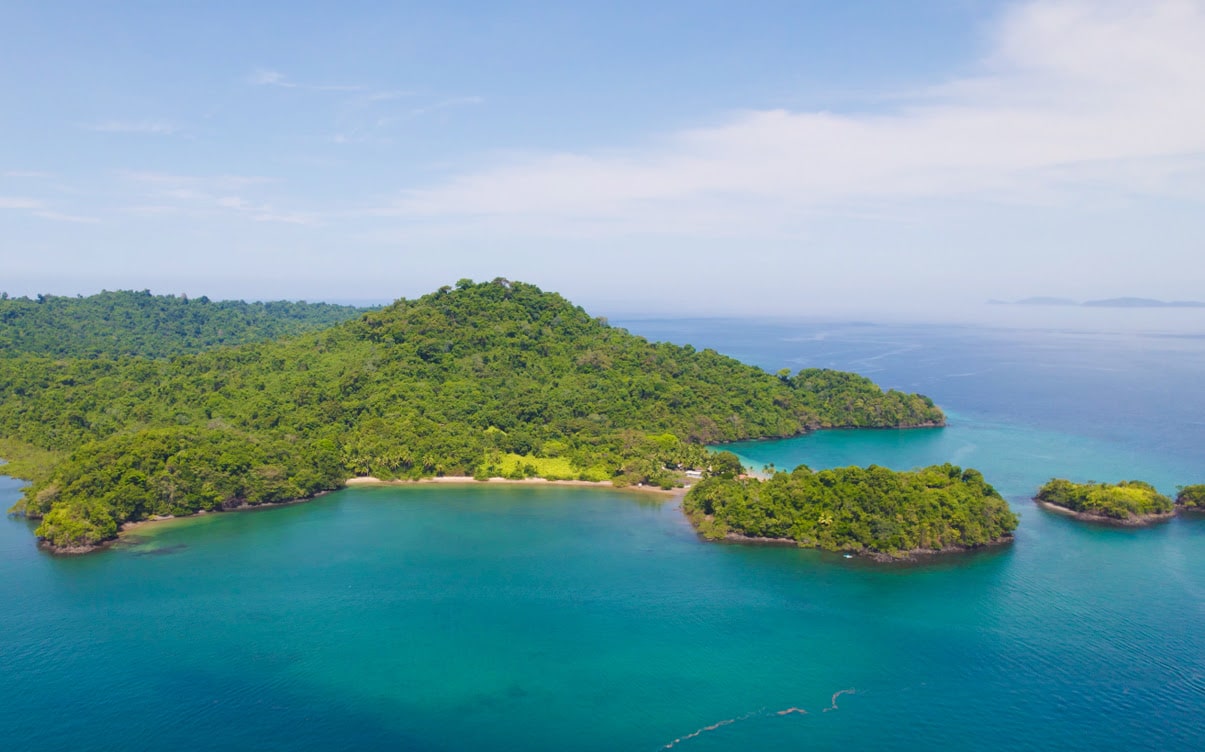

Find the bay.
xmin=1 ymin=319 xmax=1203 ymax=751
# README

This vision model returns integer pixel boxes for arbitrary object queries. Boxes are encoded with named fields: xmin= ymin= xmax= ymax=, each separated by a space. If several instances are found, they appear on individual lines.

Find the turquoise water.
xmin=724 ymin=410 xmax=1193 ymax=501
xmin=2 ymin=321 xmax=1204 ymax=750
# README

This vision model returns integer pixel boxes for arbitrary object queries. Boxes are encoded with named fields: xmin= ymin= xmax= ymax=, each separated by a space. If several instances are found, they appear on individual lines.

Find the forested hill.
xmin=684 ymin=463 xmax=1018 ymax=558
xmin=0 ymin=290 xmax=371 ymax=358
xmin=0 ymin=279 xmax=944 ymax=551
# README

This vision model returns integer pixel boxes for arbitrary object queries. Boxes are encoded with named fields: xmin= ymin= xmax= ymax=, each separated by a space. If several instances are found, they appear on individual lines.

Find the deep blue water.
xmin=1 ymin=319 xmax=1202 ymax=751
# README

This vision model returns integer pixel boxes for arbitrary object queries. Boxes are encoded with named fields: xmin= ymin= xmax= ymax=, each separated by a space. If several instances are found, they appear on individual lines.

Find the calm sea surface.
xmin=2 ymin=319 xmax=1203 ymax=751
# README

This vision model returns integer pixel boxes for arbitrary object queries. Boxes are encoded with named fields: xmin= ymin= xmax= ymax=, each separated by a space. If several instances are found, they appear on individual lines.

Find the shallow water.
xmin=1 ymin=320 xmax=1203 ymax=751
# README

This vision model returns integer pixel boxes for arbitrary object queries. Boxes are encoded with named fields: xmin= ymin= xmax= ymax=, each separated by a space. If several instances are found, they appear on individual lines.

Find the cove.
xmin=2 ymin=474 xmax=1202 ymax=751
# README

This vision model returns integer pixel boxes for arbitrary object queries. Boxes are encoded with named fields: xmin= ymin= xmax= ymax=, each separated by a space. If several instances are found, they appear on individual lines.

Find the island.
xmin=682 ymin=459 xmax=1018 ymax=560
xmin=1176 ymin=485 xmax=1205 ymax=511
xmin=0 ymin=279 xmax=947 ymax=554
xmin=1034 ymin=478 xmax=1176 ymax=525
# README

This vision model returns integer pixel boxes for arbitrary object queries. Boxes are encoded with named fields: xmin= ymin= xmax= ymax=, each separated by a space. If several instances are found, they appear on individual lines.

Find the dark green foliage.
xmin=1177 ymin=484 xmax=1205 ymax=509
xmin=1036 ymin=478 xmax=1174 ymax=519
xmin=683 ymin=464 xmax=1017 ymax=557
xmin=0 ymin=290 xmax=370 ymax=358
xmin=0 ymin=279 xmax=945 ymax=548
xmin=789 ymin=369 xmax=942 ymax=428
xmin=24 ymin=427 xmax=345 ymax=549
xmin=704 ymin=451 xmax=745 ymax=479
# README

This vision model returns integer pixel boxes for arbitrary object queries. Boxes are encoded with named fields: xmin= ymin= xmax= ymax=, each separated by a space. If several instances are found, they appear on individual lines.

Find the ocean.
xmin=1 ymin=318 xmax=1202 ymax=751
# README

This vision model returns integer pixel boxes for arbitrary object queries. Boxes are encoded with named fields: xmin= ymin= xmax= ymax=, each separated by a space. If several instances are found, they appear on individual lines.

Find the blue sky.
xmin=3 ymin=1 xmax=1204 ymax=318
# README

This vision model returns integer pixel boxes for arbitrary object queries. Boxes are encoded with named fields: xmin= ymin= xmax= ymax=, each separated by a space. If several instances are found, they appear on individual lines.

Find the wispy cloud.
xmin=0 ymin=197 xmax=43 ymax=210
xmin=244 ymin=68 xmax=479 ymax=144
xmin=117 ymin=171 xmax=318 ymax=225
xmin=1 ymin=196 xmax=98 ymax=223
xmin=370 ymin=0 xmax=1205 ymax=237
xmin=332 ymin=93 xmax=483 ymax=144
xmin=120 ymin=171 xmax=276 ymax=189
xmin=31 ymin=210 xmax=99 ymax=224
xmin=246 ymin=68 xmax=363 ymax=92
xmin=84 ymin=120 xmax=179 ymax=135
xmin=407 ymin=96 xmax=484 ymax=118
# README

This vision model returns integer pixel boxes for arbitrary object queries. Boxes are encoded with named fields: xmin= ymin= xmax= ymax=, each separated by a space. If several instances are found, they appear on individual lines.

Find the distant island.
xmin=990 ymin=296 xmax=1205 ymax=309
xmin=1176 ymin=485 xmax=1205 ymax=511
xmin=1035 ymin=479 xmax=1176 ymax=525
xmin=0 ymin=279 xmax=948 ymax=554
xmin=683 ymin=460 xmax=1018 ymax=560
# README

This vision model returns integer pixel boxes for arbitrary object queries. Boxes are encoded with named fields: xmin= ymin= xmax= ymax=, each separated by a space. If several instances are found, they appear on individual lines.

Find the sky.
xmin=2 ymin=0 xmax=1204 ymax=319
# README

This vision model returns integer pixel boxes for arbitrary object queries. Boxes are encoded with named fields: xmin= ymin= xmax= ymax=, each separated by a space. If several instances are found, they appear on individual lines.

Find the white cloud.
xmin=374 ymin=0 xmax=1205 ymax=237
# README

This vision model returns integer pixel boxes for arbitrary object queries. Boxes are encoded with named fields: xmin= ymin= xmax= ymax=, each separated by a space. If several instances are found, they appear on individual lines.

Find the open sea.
xmin=2 ymin=317 xmax=1203 ymax=751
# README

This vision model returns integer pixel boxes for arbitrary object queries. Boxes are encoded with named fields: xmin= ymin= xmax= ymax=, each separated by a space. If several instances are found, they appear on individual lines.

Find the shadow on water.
xmin=127 ymin=543 xmax=190 ymax=557
xmin=96 ymin=665 xmax=437 ymax=752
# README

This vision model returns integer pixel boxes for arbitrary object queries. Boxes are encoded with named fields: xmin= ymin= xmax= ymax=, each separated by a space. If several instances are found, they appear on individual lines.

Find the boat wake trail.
xmin=661 ymin=687 xmax=856 ymax=748
xmin=824 ymin=688 xmax=856 ymax=712
xmin=662 ymin=710 xmax=763 ymax=749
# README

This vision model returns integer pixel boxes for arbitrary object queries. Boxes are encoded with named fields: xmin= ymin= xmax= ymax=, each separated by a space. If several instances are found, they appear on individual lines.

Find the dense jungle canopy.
xmin=0 ymin=279 xmax=945 ymax=550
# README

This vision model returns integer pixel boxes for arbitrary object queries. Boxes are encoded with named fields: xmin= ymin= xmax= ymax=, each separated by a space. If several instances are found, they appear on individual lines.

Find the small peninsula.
xmin=1035 ymin=479 xmax=1175 ymax=525
xmin=683 ymin=460 xmax=1018 ymax=560
xmin=0 ymin=279 xmax=945 ymax=553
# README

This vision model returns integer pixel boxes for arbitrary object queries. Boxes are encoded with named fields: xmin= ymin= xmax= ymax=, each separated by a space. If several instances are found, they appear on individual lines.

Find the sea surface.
xmin=2 ymin=319 xmax=1203 ymax=751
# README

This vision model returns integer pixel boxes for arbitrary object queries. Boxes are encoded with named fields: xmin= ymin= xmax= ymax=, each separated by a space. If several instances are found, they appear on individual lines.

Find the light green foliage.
xmin=0 ymin=279 xmax=945 ymax=548
xmin=1177 ymin=484 xmax=1205 ymax=509
xmin=0 ymin=289 xmax=370 ymax=359
xmin=482 ymin=453 xmax=610 ymax=482
xmin=1036 ymin=478 xmax=1174 ymax=519
xmin=0 ymin=438 xmax=62 ymax=488
xmin=683 ymin=463 xmax=1017 ymax=557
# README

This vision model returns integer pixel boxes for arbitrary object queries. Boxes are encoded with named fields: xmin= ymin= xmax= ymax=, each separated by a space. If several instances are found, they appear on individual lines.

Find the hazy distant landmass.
xmin=992 ymin=296 xmax=1205 ymax=309
xmin=1082 ymin=297 xmax=1205 ymax=309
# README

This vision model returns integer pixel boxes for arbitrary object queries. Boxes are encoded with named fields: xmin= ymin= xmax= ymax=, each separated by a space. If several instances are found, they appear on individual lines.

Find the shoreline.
xmin=705 ymin=419 xmax=947 ymax=449
xmin=40 ymin=476 xmax=688 ymax=555
xmin=344 ymin=475 xmax=684 ymax=495
xmin=716 ymin=530 xmax=1015 ymax=561
xmin=1035 ymin=499 xmax=1177 ymax=527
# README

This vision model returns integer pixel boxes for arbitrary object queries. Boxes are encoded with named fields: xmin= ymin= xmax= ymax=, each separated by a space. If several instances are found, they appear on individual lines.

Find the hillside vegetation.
xmin=0 ymin=290 xmax=370 ymax=358
xmin=0 ymin=279 xmax=944 ymax=551
xmin=1036 ymin=479 xmax=1174 ymax=522
xmin=684 ymin=462 xmax=1017 ymax=558
xmin=1177 ymin=485 xmax=1205 ymax=510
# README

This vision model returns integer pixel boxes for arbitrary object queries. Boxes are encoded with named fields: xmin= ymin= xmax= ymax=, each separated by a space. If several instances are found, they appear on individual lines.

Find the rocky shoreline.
xmin=1035 ymin=500 xmax=1178 ymax=527
xmin=718 ymin=530 xmax=1015 ymax=561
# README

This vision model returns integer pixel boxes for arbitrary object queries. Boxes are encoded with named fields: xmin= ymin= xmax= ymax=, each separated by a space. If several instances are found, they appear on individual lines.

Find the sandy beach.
xmin=345 ymin=475 xmax=685 ymax=495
